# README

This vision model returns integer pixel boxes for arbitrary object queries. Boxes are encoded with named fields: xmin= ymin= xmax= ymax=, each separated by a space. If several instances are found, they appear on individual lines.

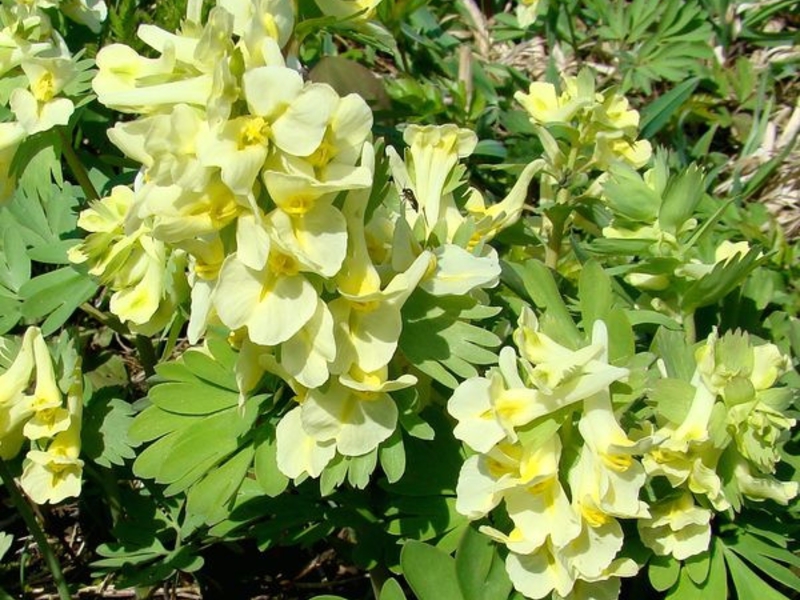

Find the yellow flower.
xmin=213 ymin=247 xmax=318 ymax=346
xmin=10 ymin=57 xmax=75 ymax=134
xmin=0 ymin=328 xmax=38 ymax=460
xmin=638 ymin=493 xmax=711 ymax=560
xmin=276 ymin=406 xmax=336 ymax=480
xmin=298 ymin=365 xmax=416 ymax=457
xmin=21 ymin=330 xmax=69 ymax=441
xmin=516 ymin=0 xmax=540 ymax=28
xmin=515 ymin=81 xmax=591 ymax=125
xmin=314 ymin=0 xmax=384 ymax=20
xmin=19 ymin=369 xmax=83 ymax=505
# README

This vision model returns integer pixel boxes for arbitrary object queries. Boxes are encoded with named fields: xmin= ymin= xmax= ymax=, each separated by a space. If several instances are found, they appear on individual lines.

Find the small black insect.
xmin=401 ymin=187 xmax=419 ymax=211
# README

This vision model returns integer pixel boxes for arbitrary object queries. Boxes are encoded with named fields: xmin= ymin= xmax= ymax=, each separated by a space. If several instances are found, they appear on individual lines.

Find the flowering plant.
xmin=0 ymin=1 xmax=797 ymax=599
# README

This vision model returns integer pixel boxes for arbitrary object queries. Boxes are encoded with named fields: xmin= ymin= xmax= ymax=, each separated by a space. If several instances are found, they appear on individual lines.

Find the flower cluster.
xmin=448 ymin=310 xmax=644 ymax=599
xmin=72 ymin=0 xmax=536 ymax=482
xmin=0 ymin=327 xmax=83 ymax=504
xmin=448 ymin=308 xmax=797 ymax=599
xmin=0 ymin=0 xmax=104 ymax=202
xmin=515 ymin=71 xmax=652 ymax=178
xmin=640 ymin=329 xmax=797 ymax=559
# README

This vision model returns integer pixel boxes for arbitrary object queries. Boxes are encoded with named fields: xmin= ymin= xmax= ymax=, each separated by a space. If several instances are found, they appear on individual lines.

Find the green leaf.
xmin=128 ymin=405 xmax=196 ymax=444
xmin=347 ymin=449 xmax=378 ymax=489
xmin=681 ymin=248 xmax=764 ymax=312
xmin=398 ymin=411 xmax=435 ymax=440
xmin=650 ymin=378 xmax=697 ymax=424
xmin=320 ymin=454 xmax=349 ymax=497
xmin=253 ymin=429 xmax=288 ymax=497
xmin=379 ymin=429 xmax=406 ymax=484
xmin=380 ymin=578 xmax=407 ymax=600
xmin=400 ymin=291 xmax=500 ymax=389
xmin=83 ymin=395 xmax=137 ymax=467
xmin=728 ymin=533 xmax=800 ymax=568
xmin=456 ymin=526 xmax=513 ymax=600
xmin=733 ymin=547 xmax=800 ymax=591
xmin=186 ymin=446 xmax=255 ymax=524
xmin=18 ymin=266 xmax=98 ymax=334
xmin=502 ymin=259 xmax=582 ymax=348
xmin=401 ymin=541 xmax=464 ymax=600
xmin=665 ymin=566 xmax=701 ymax=599
xmin=601 ymin=163 xmax=661 ymax=223
xmin=651 ymin=326 xmax=696 ymax=381
xmin=182 ymin=349 xmax=237 ymax=390
xmin=724 ymin=547 xmax=790 ymax=600
xmin=685 ymin=550 xmax=711 ymax=584
xmin=0 ymin=532 xmax=12 ymax=562
xmin=649 ymin=554 xmax=681 ymax=591
xmin=0 ymin=226 xmax=29 ymax=292
xmin=700 ymin=538 xmax=728 ymax=597
xmin=640 ymin=77 xmax=700 ymax=138
xmin=148 ymin=381 xmax=239 ymax=415
xmin=659 ymin=164 xmax=704 ymax=235
xmin=579 ymin=260 xmax=612 ymax=330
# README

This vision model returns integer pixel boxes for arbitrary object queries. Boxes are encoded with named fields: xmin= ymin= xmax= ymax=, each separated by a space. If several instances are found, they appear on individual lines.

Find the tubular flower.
xmin=20 ymin=374 xmax=84 ymax=505
xmin=0 ymin=328 xmax=38 ymax=460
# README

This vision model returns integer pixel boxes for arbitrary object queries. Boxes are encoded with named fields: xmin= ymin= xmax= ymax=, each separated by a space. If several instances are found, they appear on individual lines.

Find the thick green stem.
xmin=59 ymin=129 xmax=99 ymax=201
xmin=684 ymin=311 xmax=696 ymax=346
xmin=544 ymin=210 xmax=567 ymax=270
xmin=0 ymin=461 xmax=72 ymax=600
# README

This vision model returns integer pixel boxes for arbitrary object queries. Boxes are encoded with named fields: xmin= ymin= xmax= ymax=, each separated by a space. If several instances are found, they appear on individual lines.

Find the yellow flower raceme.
xmin=592 ymin=135 xmax=652 ymax=170
xmin=68 ymin=186 xmax=180 ymax=328
xmin=732 ymin=457 xmax=798 ymax=505
xmin=455 ymin=437 xmax=568 ymax=522
xmin=216 ymin=0 xmax=294 ymax=64
xmin=448 ymin=348 xmax=539 ymax=453
xmin=20 ymin=375 xmax=83 ymax=505
xmin=463 ymin=159 xmax=544 ymax=247
xmin=93 ymin=42 xmax=204 ymax=114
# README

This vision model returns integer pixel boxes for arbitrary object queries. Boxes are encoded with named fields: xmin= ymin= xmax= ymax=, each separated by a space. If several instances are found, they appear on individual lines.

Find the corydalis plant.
xmin=72 ymin=0 xmax=537 ymax=487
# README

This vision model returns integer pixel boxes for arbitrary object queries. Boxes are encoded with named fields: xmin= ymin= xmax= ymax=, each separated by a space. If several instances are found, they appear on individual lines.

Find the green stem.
xmin=79 ymin=303 xmax=128 ymax=336
xmin=59 ymin=128 xmax=99 ymax=201
xmin=561 ymin=2 xmax=580 ymax=56
xmin=0 ymin=461 xmax=72 ymax=600
xmin=134 ymin=335 xmax=158 ymax=378
xmin=544 ymin=209 xmax=567 ymax=270
xmin=684 ymin=311 xmax=697 ymax=345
